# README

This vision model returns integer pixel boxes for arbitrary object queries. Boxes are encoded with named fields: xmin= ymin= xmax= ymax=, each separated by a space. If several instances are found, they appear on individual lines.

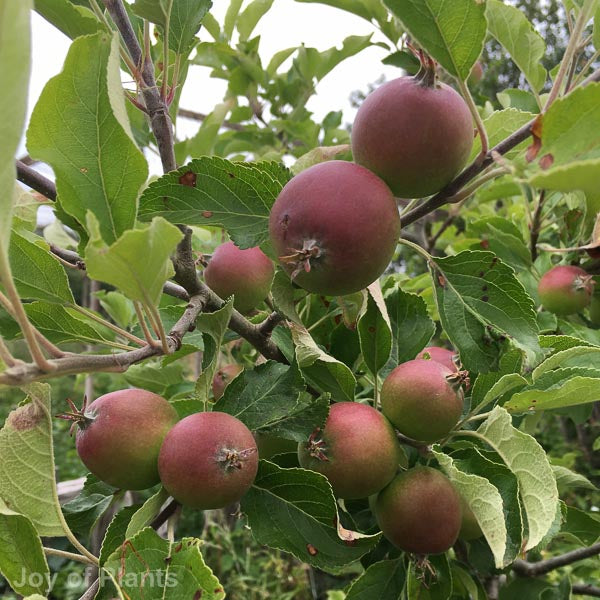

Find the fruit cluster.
xmin=64 ymin=343 xmax=479 ymax=555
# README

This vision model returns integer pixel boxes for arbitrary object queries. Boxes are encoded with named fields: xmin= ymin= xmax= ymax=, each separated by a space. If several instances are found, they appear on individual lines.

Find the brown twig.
xmin=530 ymin=190 xmax=546 ymax=261
xmin=102 ymin=0 xmax=177 ymax=173
xmin=573 ymin=583 xmax=600 ymax=597
xmin=16 ymin=160 xmax=57 ymax=200
xmin=178 ymin=108 xmax=244 ymax=131
xmin=512 ymin=543 xmax=600 ymax=577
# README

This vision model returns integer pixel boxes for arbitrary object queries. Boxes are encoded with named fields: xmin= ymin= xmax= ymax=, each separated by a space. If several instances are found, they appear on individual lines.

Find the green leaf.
xmin=357 ymin=285 xmax=392 ymax=376
xmin=504 ymin=367 xmax=600 ymax=413
xmin=237 ymin=0 xmax=274 ymax=41
xmin=432 ymin=250 xmax=539 ymax=372
xmin=215 ymin=362 xmax=325 ymax=440
xmin=34 ymin=0 xmax=102 ymax=39
xmin=62 ymin=475 xmax=118 ymax=536
xmin=126 ymin=487 xmax=169 ymax=539
xmin=384 ymin=288 xmax=435 ymax=370
xmin=497 ymin=89 xmax=540 ymax=114
xmin=241 ymin=460 xmax=380 ymax=572
xmin=452 ymin=446 xmax=523 ymax=565
xmin=7 ymin=230 xmax=74 ymax=304
xmin=103 ymin=527 xmax=224 ymax=599
xmin=190 ymin=299 xmax=235 ymax=407
xmin=470 ymin=109 xmax=536 ymax=162
xmin=94 ymin=290 xmax=136 ymax=330
xmin=132 ymin=0 xmax=212 ymax=55
xmin=527 ymin=83 xmax=600 ymax=195
xmin=345 ymin=559 xmax=406 ymax=600
xmin=124 ymin=361 xmax=185 ymax=397
xmin=271 ymin=270 xmax=303 ymax=324
xmin=138 ymin=157 xmax=291 ymax=248
xmin=0 ymin=383 xmax=65 ymax=536
xmin=0 ymin=500 xmax=49 ymax=596
xmin=99 ymin=505 xmax=140 ymax=566
xmin=466 ymin=217 xmax=532 ymax=271
xmin=27 ymin=31 xmax=148 ymax=245
xmin=434 ymin=451 xmax=507 ymax=568
xmin=0 ymin=0 xmax=31 ymax=253
xmin=384 ymin=0 xmax=487 ymax=80
xmin=552 ymin=465 xmax=596 ymax=495
xmin=85 ymin=215 xmax=182 ymax=306
xmin=184 ymin=100 xmax=234 ymax=159
xmin=471 ymin=349 xmax=524 ymax=411
xmin=533 ymin=345 xmax=600 ymax=377
xmin=476 ymin=406 xmax=559 ymax=550
xmin=23 ymin=302 xmax=116 ymax=347
xmin=485 ymin=0 xmax=547 ymax=92
xmin=559 ymin=505 xmax=600 ymax=546
xmin=290 ymin=322 xmax=356 ymax=402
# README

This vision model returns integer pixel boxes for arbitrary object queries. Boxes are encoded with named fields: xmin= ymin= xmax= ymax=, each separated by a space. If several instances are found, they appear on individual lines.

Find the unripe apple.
xmin=416 ymin=346 xmax=458 ymax=372
xmin=374 ymin=466 xmax=462 ymax=554
xmin=538 ymin=265 xmax=594 ymax=316
xmin=381 ymin=359 xmax=464 ymax=443
xmin=158 ymin=411 xmax=258 ymax=510
xmin=269 ymin=161 xmax=400 ymax=296
xmin=212 ymin=364 xmax=243 ymax=399
xmin=298 ymin=401 xmax=401 ymax=499
xmin=204 ymin=241 xmax=274 ymax=314
xmin=352 ymin=68 xmax=473 ymax=198
xmin=70 ymin=389 xmax=178 ymax=490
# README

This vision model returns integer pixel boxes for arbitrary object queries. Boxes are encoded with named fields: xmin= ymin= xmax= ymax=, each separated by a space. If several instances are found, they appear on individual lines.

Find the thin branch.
xmin=178 ymin=108 xmax=245 ymax=131
xmin=0 ymin=294 xmax=205 ymax=386
xmin=103 ymin=0 xmax=177 ymax=173
xmin=573 ymin=584 xmax=600 ymax=597
xmin=16 ymin=160 xmax=57 ymax=200
xmin=512 ymin=543 xmax=600 ymax=577
xmin=258 ymin=312 xmax=285 ymax=336
xmin=530 ymin=190 xmax=546 ymax=261
xmin=50 ymin=245 xmax=85 ymax=268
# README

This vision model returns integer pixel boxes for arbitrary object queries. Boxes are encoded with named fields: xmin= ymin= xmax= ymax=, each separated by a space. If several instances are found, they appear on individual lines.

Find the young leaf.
xmin=7 ymin=230 xmax=75 ymax=304
xmin=476 ymin=406 xmax=559 ymax=550
xmin=85 ymin=215 xmax=182 ymax=307
xmin=132 ymin=0 xmax=212 ymax=56
xmin=99 ymin=505 xmax=140 ymax=566
xmin=0 ymin=383 xmax=65 ymax=536
xmin=485 ymin=0 xmax=547 ymax=92
xmin=138 ymin=157 xmax=290 ymax=249
xmin=527 ymin=83 xmax=600 ymax=196
xmin=27 ymin=31 xmax=148 ymax=244
xmin=241 ymin=460 xmax=381 ymax=572
xmin=432 ymin=250 xmax=539 ymax=372
xmin=190 ymin=299 xmax=234 ymax=406
xmin=237 ymin=0 xmax=275 ymax=41
xmin=0 ymin=500 xmax=49 ymax=597
xmin=345 ymin=559 xmax=406 ymax=600
xmin=125 ymin=487 xmax=170 ymax=539
xmin=290 ymin=322 xmax=356 ymax=402
xmin=103 ymin=527 xmax=225 ymax=599
xmin=214 ymin=361 xmax=308 ymax=433
xmin=357 ymin=285 xmax=392 ymax=376
xmin=94 ymin=290 xmax=136 ymax=330
xmin=466 ymin=217 xmax=532 ymax=271
xmin=34 ymin=0 xmax=102 ymax=39
xmin=552 ymin=465 xmax=596 ymax=495
xmin=433 ymin=451 xmax=507 ymax=568
xmin=0 ymin=0 xmax=31 ymax=253
xmin=384 ymin=287 xmax=435 ymax=370
xmin=62 ymin=474 xmax=118 ymax=536
xmin=384 ymin=0 xmax=487 ymax=80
